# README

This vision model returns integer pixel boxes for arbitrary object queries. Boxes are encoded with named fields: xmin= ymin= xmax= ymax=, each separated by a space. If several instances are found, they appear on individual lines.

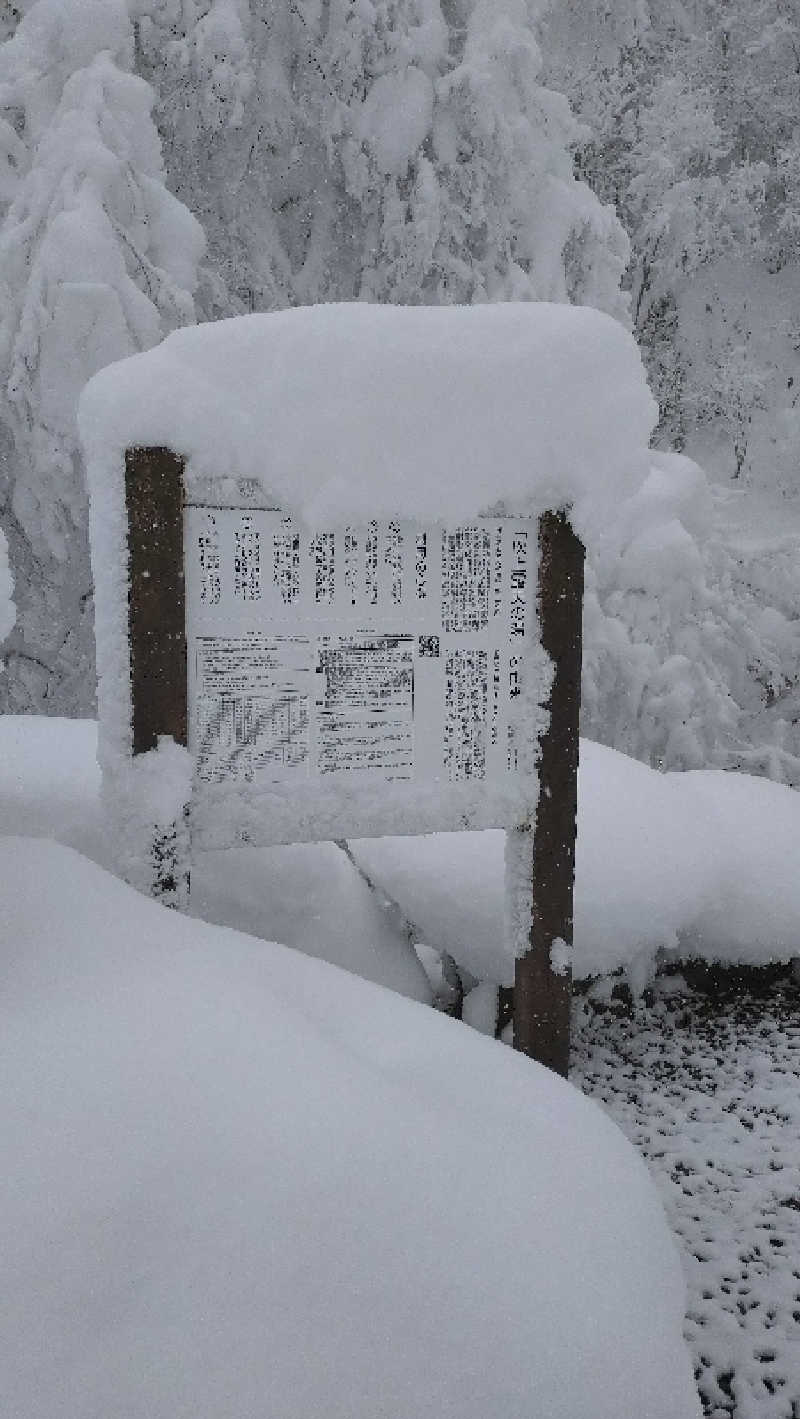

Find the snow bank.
xmin=352 ymin=740 xmax=800 ymax=985
xmin=79 ymin=302 xmax=656 ymax=536
xmin=0 ymin=835 xmax=700 ymax=1419
xmin=0 ymin=715 xmax=430 ymax=1003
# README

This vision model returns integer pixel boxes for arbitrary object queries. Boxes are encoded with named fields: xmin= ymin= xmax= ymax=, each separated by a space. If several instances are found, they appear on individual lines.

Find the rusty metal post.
xmin=125 ymin=446 xmax=190 ymax=904
xmin=513 ymin=510 xmax=584 ymax=1076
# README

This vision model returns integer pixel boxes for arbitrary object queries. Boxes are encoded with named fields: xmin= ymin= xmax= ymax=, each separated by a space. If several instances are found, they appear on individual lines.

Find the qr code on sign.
xmin=418 ymin=635 xmax=440 ymax=657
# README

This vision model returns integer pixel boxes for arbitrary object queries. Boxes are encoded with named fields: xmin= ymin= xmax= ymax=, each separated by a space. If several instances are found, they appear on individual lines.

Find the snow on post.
xmin=79 ymin=302 xmax=656 ymax=1068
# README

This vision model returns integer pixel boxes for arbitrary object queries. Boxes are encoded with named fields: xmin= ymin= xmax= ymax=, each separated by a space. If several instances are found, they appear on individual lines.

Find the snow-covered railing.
xmin=81 ymin=302 xmax=657 ymax=1074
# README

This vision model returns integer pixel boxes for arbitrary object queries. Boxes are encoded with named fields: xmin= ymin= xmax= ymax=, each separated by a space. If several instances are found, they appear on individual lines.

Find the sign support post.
xmin=125 ymin=446 xmax=190 ymax=904
xmin=513 ymin=511 xmax=585 ymax=1077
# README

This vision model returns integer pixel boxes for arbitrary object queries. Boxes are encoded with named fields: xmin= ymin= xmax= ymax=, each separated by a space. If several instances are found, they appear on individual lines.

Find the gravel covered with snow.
xmin=575 ymin=977 xmax=800 ymax=1419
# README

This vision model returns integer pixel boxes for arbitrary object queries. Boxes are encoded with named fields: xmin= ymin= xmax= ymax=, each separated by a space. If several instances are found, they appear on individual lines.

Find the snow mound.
xmin=0 ymin=836 xmax=699 ymax=1419
xmin=79 ymin=301 xmax=656 ymax=538
xmin=351 ymin=740 xmax=800 ymax=985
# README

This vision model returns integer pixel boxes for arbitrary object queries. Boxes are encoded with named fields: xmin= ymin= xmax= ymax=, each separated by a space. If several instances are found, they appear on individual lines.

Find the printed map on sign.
xmin=185 ymin=509 xmax=539 ymax=791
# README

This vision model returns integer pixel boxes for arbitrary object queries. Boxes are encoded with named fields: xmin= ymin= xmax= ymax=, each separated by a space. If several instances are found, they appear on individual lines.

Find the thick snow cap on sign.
xmin=79 ymin=302 xmax=656 ymax=539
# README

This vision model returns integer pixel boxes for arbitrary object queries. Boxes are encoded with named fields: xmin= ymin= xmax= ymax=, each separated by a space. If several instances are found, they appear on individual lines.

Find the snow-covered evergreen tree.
xmin=0 ymin=0 xmax=204 ymax=711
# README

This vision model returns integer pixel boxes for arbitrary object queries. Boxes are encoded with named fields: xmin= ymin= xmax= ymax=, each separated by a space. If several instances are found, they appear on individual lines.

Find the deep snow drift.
xmin=0 ymin=835 xmax=700 ymax=1419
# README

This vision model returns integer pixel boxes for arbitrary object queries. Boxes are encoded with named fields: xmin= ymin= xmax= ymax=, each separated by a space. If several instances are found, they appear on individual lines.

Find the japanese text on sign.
xmin=185 ymin=508 xmax=538 ymax=790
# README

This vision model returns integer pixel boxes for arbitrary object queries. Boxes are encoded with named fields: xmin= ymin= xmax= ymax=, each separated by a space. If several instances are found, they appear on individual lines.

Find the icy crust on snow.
xmin=79 ymin=302 xmax=656 ymax=535
xmin=0 ymin=835 xmax=701 ymax=1419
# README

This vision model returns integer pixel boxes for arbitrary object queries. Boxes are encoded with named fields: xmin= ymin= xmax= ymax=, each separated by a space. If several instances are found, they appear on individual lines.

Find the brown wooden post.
xmin=513 ymin=509 xmax=585 ymax=1076
xmin=125 ymin=446 xmax=190 ymax=904
xmin=125 ymin=446 xmax=187 ymax=753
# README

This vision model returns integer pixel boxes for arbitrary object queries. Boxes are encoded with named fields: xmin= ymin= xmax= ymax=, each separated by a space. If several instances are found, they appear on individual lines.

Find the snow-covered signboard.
xmin=80 ymin=301 xmax=657 ymax=1071
xmin=185 ymin=505 xmax=545 ymax=838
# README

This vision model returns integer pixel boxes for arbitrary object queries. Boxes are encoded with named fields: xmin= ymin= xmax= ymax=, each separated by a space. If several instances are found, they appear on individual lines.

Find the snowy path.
xmin=574 ymin=978 xmax=800 ymax=1419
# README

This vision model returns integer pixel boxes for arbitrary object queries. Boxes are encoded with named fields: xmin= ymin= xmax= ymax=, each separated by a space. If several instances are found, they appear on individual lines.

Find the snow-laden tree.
xmin=0 ymin=0 xmax=630 ymax=713
xmin=582 ymin=453 xmax=800 ymax=782
xmin=627 ymin=75 xmax=766 ymax=454
xmin=539 ymin=3 xmax=800 ymax=784
xmin=0 ymin=0 xmax=204 ymax=711
xmin=327 ymin=0 xmax=629 ymax=312
xmin=536 ymin=0 xmax=800 ymax=485
xmin=135 ymin=0 xmax=629 ymax=316
xmin=543 ymin=6 xmax=770 ymax=455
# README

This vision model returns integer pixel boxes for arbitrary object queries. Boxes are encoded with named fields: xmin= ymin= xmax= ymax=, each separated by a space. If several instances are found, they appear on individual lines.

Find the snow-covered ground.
xmin=576 ymin=978 xmax=800 ymax=1419
xmin=0 ymin=832 xmax=699 ymax=1419
xmin=5 ymin=713 xmax=800 ymax=1416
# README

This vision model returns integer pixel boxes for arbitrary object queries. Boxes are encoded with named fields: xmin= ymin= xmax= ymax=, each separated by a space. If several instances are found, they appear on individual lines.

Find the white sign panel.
xmin=185 ymin=507 xmax=546 ymax=845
